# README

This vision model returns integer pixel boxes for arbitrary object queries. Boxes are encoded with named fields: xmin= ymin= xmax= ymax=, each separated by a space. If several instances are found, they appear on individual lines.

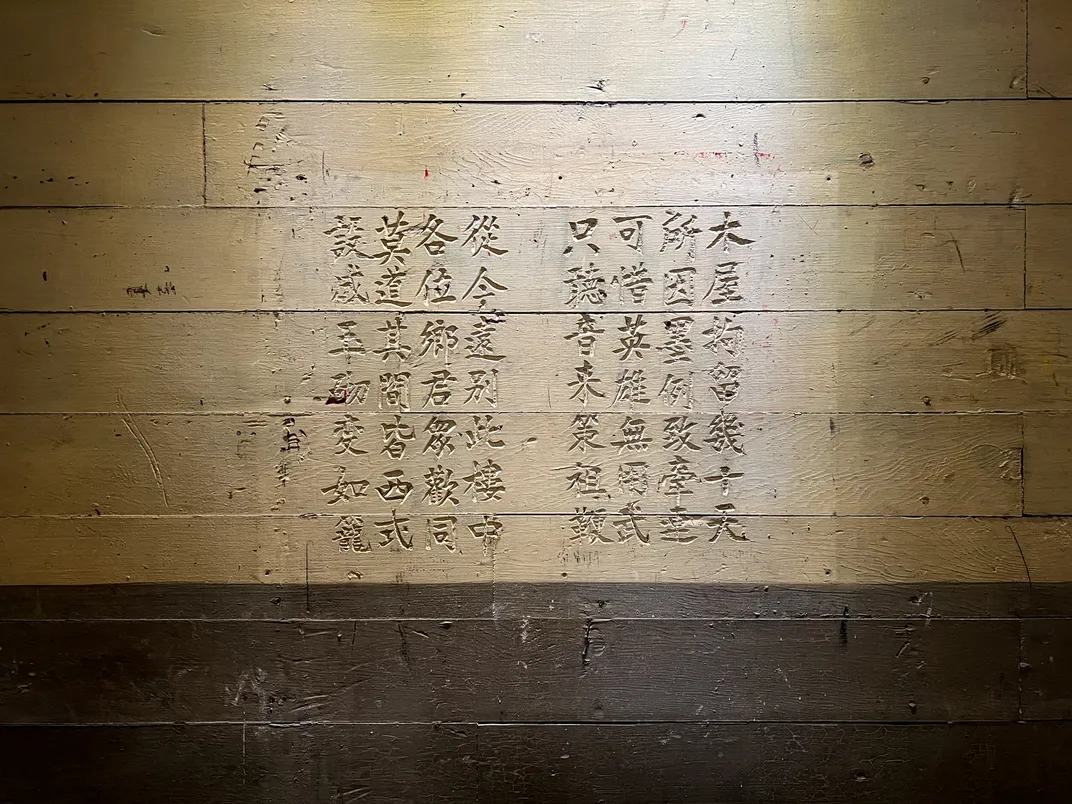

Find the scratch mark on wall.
xmin=117 ymin=391 xmax=169 ymax=507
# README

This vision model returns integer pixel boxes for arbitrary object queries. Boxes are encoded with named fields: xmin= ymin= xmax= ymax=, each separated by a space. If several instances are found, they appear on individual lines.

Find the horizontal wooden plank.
xmin=0 ymin=104 xmax=203 ymax=207
xmin=1024 ymin=413 xmax=1072 ymax=514
xmin=206 ymin=102 xmax=1072 ymax=206
xmin=1030 ymin=0 xmax=1072 ymax=98
xmin=0 ymin=516 xmax=1054 ymax=588
xmin=0 ymin=0 xmax=1026 ymax=102
xmin=0 ymin=618 xmax=1019 ymax=723
xmin=3 ymin=312 xmax=1068 ymax=413
xmin=2 ymin=723 xmax=1069 ymax=804
xmin=1026 ymin=206 xmax=1072 ymax=307
xmin=0 ymin=413 xmax=1021 ymax=516
xmin=0 ymin=206 xmax=1027 ymax=313
xmin=1021 ymin=618 xmax=1072 ymax=719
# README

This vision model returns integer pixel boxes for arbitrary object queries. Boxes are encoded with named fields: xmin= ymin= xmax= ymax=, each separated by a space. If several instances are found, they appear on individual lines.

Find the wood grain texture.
xmin=1024 ymin=413 xmax=1072 ymax=514
xmin=0 ymin=516 xmax=1057 ymax=587
xmin=2 ymin=723 xmax=1069 ymax=804
xmin=0 ymin=619 xmax=1018 ymax=723
xmin=1027 ymin=206 xmax=1072 ymax=307
xmin=1021 ymin=618 xmax=1072 ymax=719
xmin=0 ymin=104 xmax=203 ymax=207
xmin=206 ymin=102 xmax=1072 ymax=206
xmin=0 ymin=413 xmax=1022 ymax=516
xmin=0 ymin=0 xmax=1026 ymax=102
xmin=2 ymin=312 xmax=1067 ymax=413
xmin=1030 ymin=0 xmax=1072 ymax=98
xmin=0 ymin=206 xmax=1027 ymax=313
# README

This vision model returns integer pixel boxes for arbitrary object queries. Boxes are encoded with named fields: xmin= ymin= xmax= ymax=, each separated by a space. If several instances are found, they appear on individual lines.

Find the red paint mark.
xmin=424 ymin=168 xmax=430 ymax=179
xmin=773 ymin=318 xmax=780 ymax=326
xmin=695 ymin=151 xmax=728 ymax=159
xmin=756 ymin=152 xmax=774 ymax=159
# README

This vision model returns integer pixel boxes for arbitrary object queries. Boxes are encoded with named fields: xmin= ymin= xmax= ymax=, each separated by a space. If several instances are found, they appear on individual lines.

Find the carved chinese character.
xmin=468 ymin=515 xmax=503 ymax=555
xmin=613 ymin=369 xmax=650 ymax=406
xmin=660 ymin=316 xmax=694 ymax=364
xmin=705 ymin=411 xmax=745 ymax=455
xmin=409 ymin=212 xmax=457 ymax=256
xmin=333 ymin=515 xmax=370 ymax=553
xmin=423 ymin=465 xmax=460 ymax=507
xmin=461 ymin=215 xmax=508 ymax=257
xmin=564 ymin=463 xmax=607 ymax=498
xmin=423 ymin=416 xmax=458 ymax=458
xmin=461 ymin=266 xmax=508 ymax=307
xmin=612 ymin=501 xmax=649 ymax=543
xmin=611 ymin=263 xmax=653 ymax=304
xmin=709 ymin=364 xmax=742 ymax=403
xmin=565 ymin=314 xmax=605 ymax=359
xmin=322 ymin=468 xmax=370 ymax=504
xmin=422 ymin=369 xmax=457 ymax=407
xmin=374 ymin=264 xmax=411 ymax=307
xmin=331 ymin=264 xmax=369 ymax=305
xmin=663 ymin=416 xmax=700 ymax=452
xmin=617 ymin=461 xmax=650 ymax=496
xmin=707 ymin=503 xmax=747 ymax=542
xmin=333 ymin=415 xmax=366 ymax=456
xmin=327 ymin=372 xmax=371 ymax=406
xmin=660 ymin=212 xmax=701 ymax=255
xmin=704 ymin=262 xmax=743 ymax=305
xmin=613 ymin=214 xmax=652 ymax=252
xmin=329 ymin=321 xmax=366 ymax=363
xmin=418 ymin=265 xmax=456 ymax=304
xmin=663 ymin=266 xmax=696 ymax=306
xmin=371 ymin=211 xmax=412 ymax=266
xmin=564 ymin=217 xmax=600 ymax=255
xmin=707 ymin=211 xmax=754 ymax=253
xmin=464 ymin=369 xmax=499 ymax=405
xmin=568 ymin=507 xmax=611 ymax=544
xmin=379 ymin=372 xmax=412 ymax=409
xmin=568 ymin=414 xmax=606 ymax=453
xmin=464 ymin=459 xmax=506 ymax=502
xmin=381 ymin=415 xmax=416 ymax=459
xmin=374 ymin=316 xmax=412 ymax=363
xmin=418 ymin=319 xmax=459 ymax=363
xmin=464 ymin=415 xmax=505 ymax=450
xmin=614 ymin=315 xmax=651 ymax=361
xmin=376 ymin=512 xmax=413 ymax=549
xmin=323 ymin=215 xmax=367 ymax=260
xmin=612 ymin=417 xmax=652 ymax=453
xmin=565 ymin=262 xmax=608 ymax=307
xmin=377 ymin=469 xmax=414 ymax=503
xmin=658 ymin=372 xmax=694 ymax=408
xmin=466 ymin=314 xmax=506 ymax=362
xmin=704 ymin=465 xmax=744 ymax=496
xmin=659 ymin=506 xmax=698 ymax=543
xmin=280 ymin=416 xmax=305 ymax=453
xmin=702 ymin=315 xmax=743 ymax=358
xmin=429 ymin=516 xmax=458 ymax=551
xmin=568 ymin=361 xmax=606 ymax=405
xmin=659 ymin=456 xmax=699 ymax=498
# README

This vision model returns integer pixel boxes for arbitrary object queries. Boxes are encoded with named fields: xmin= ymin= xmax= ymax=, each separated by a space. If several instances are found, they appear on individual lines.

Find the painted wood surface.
xmin=1030 ymin=0 xmax=1072 ymax=98
xmin=0 ymin=0 xmax=1027 ymax=102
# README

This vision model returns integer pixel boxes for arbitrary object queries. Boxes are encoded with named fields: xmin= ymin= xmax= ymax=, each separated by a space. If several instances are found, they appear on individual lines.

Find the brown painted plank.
xmin=0 ymin=515 xmax=1049 ymax=588
xmin=1021 ymin=618 xmax=1072 ymax=719
xmin=0 ymin=206 xmax=1026 ymax=313
xmin=1027 ymin=206 xmax=1072 ymax=307
xmin=2 ymin=312 xmax=1067 ymax=413
xmin=0 ymin=413 xmax=1022 ymax=516
xmin=1024 ymin=412 xmax=1072 ymax=514
xmin=0 ymin=619 xmax=1018 ymax=723
xmin=0 ymin=104 xmax=203 ymax=207
xmin=206 ymin=102 xmax=1072 ymax=206
xmin=1030 ymin=0 xmax=1072 ymax=98
xmin=0 ymin=0 xmax=1026 ymax=102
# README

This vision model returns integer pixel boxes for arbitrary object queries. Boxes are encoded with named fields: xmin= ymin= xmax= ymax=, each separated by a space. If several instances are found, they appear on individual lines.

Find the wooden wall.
xmin=1 ymin=1 xmax=1071 ymax=801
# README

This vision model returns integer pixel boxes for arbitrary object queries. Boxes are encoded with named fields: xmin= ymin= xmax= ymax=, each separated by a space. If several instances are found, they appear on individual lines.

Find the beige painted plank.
xmin=0 ymin=413 xmax=1021 ymax=517
xmin=0 ymin=206 xmax=1026 ymax=313
xmin=0 ymin=312 xmax=1068 ymax=413
xmin=1025 ymin=412 xmax=1072 ymax=514
xmin=1030 ymin=0 xmax=1072 ymax=98
xmin=1 ymin=515 xmax=1056 ymax=587
xmin=206 ymin=102 xmax=1072 ymax=207
xmin=0 ymin=0 xmax=1026 ymax=102
xmin=1027 ymin=206 xmax=1072 ymax=307
xmin=0 ymin=104 xmax=203 ymax=207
